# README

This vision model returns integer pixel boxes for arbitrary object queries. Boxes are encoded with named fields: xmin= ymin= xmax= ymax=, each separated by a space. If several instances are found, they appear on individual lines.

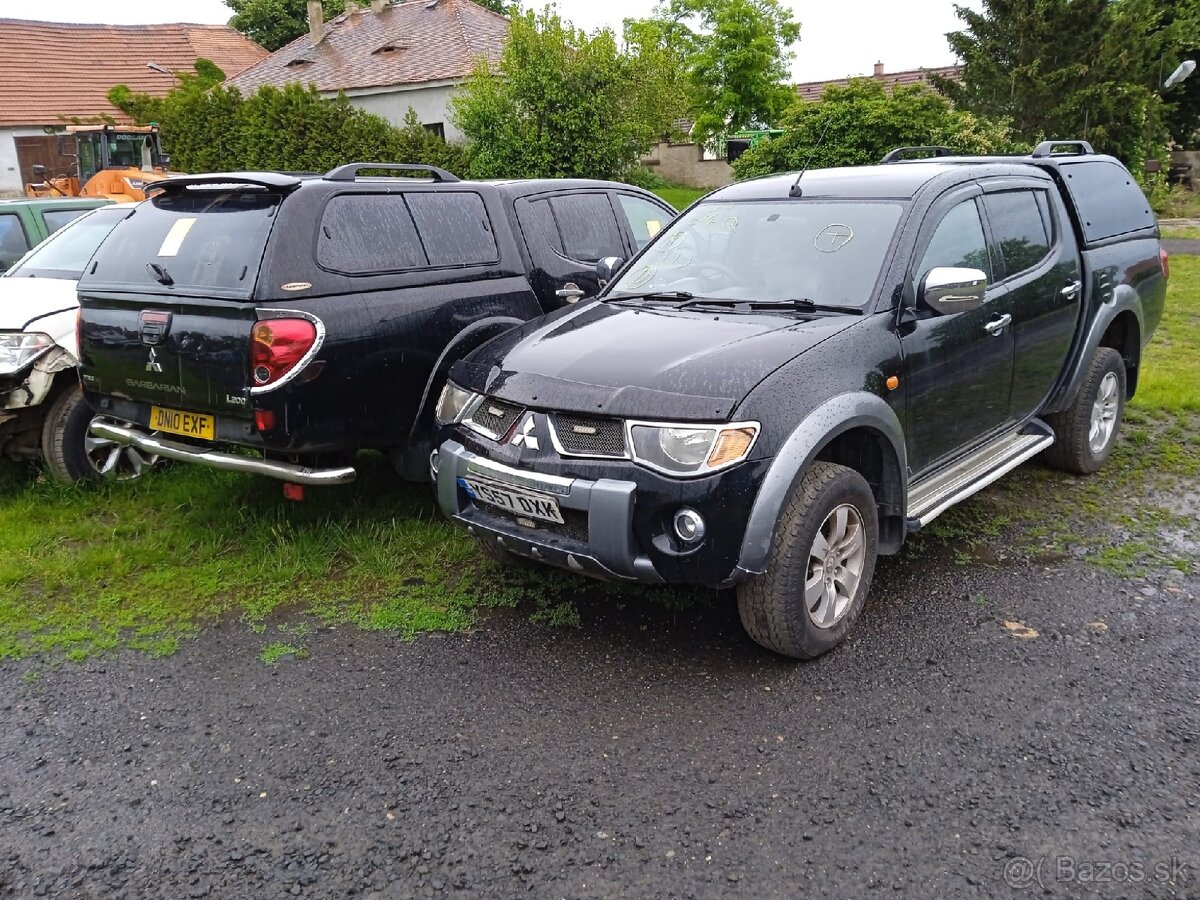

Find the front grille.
xmin=467 ymin=398 xmax=523 ymax=439
xmin=485 ymin=507 xmax=589 ymax=543
xmin=552 ymin=413 xmax=628 ymax=457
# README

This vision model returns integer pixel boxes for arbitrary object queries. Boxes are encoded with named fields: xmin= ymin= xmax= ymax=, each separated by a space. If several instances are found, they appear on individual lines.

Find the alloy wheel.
xmin=804 ymin=503 xmax=867 ymax=629
xmin=1088 ymin=371 xmax=1120 ymax=455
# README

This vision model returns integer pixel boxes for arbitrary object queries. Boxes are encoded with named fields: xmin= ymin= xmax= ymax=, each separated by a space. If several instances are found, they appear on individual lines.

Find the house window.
xmin=423 ymin=122 xmax=446 ymax=141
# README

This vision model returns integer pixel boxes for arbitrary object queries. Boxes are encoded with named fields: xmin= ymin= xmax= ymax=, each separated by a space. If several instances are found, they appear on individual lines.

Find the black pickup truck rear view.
xmin=75 ymin=165 xmax=675 ymax=491
xmin=433 ymin=141 xmax=1169 ymax=659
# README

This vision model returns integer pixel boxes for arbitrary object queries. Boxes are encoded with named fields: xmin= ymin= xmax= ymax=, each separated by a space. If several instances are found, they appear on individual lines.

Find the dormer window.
xmin=372 ymin=43 xmax=408 ymax=55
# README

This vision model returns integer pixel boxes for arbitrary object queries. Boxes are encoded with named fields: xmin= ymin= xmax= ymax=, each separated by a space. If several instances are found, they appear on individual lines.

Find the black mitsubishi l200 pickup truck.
xmin=75 ymin=164 xmax=675 ymax=490
xmin=434 ymin=141 xmax=1169 ymax=659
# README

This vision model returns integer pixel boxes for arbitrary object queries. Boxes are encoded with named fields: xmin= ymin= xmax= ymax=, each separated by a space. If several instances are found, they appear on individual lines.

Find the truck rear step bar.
xmin=88 ymin=420 xmax=356 ymax=486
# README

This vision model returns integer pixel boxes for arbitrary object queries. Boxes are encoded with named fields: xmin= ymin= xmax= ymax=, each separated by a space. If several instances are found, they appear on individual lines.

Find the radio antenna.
xmin=789 ymin=113 xmax=836 ymax=198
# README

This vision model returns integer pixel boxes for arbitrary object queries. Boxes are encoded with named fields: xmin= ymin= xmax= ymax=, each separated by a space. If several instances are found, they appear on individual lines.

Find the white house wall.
xmin=338 ymin=83 xmax=465 ymax=143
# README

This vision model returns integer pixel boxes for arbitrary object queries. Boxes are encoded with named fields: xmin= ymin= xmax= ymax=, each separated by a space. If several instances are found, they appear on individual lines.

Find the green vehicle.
xmin=0 ymin=197 xmax=112 ymax=273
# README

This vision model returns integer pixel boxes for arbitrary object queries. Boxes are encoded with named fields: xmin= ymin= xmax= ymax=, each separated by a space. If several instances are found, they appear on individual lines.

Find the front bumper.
xmin=88 ymin=420 xmax=357 ymax=486
xmin=437 ymin=440 xmax=663 ymax=582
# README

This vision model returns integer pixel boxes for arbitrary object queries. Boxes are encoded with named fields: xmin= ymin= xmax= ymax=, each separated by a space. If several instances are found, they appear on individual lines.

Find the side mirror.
xmin=919 ymin=267 xmax=988 ymax=315
xmin=31 ymin=164 xmax=48 ymax=179
xmin=596 ymin=256 xmax=624 ymax=287
xmin=160 ymin=154 xmax=171 ymax=168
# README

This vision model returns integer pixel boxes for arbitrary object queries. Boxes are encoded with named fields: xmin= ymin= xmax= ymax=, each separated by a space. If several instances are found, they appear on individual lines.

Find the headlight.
xmin=629 ymin=420 xmax=759 ymax=476
xmin=435 ymin=381 xmax=480 ymax=425
xmin=0 ymin=332 xmax=54 ymax=375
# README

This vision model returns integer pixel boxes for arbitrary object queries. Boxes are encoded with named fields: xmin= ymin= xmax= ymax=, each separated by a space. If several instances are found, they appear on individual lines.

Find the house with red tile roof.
xmin=225 ymin=0 xmax=510 ymax=143
xmin=0 ymin=18 xmax=267 ymax=195
xmin=795 ymin=61 xmax=962 ymax=103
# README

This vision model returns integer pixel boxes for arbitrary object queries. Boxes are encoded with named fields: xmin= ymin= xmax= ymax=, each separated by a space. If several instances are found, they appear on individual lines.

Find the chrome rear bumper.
xmin=88 ymin=420 xmax=356 ymax=485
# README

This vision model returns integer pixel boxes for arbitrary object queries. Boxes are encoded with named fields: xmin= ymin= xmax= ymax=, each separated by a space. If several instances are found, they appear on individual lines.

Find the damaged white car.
xmin=0 ymin=205 xmax=156 ymax=482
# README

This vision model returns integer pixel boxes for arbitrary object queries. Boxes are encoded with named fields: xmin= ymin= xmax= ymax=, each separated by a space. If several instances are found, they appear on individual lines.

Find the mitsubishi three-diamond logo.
xmin=145 ymin=347 xmax=163 ymax=373
xmin=510 ymin=415 xmax=539 ymax=451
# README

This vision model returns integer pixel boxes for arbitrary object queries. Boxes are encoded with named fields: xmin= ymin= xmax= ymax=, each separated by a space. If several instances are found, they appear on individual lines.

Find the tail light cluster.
xmin=250 ymin=317 xmax=317 ymax=388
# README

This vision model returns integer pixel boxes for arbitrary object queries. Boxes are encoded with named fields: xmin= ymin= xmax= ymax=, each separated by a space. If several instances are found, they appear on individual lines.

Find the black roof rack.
xmin=880 ymin=146 xmax=955 ymax=164
xmin=324 ymin=163 xmax=460 ymax=183
xmin=145 ymin=172 xmax=305 ymax=193
xmin=1030 ymin=140 xmax=1095 ymax=158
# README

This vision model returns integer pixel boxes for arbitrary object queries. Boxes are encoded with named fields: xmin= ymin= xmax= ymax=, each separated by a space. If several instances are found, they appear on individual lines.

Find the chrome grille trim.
xmin=547 ymin=413 xmax=630 ymax=459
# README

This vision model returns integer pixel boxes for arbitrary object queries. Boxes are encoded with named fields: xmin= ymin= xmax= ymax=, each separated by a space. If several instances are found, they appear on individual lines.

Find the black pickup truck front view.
xmin=434 ymin=141 xmax=1169 ymax=660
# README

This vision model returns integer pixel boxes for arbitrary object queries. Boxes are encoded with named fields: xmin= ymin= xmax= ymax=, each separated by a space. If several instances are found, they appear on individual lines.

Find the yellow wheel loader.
xmin=25 ymin=125 xmax=176 ymax=202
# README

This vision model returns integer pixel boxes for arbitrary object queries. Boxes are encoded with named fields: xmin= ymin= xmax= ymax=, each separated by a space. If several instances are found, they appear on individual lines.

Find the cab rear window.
xmin=317 ymin=191 xmax=497 ymax=275
xmin=84 ymin=189 xmax=282 ymax=298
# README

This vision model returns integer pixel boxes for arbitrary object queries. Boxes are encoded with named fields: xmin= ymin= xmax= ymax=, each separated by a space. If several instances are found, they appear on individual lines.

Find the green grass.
xmin=1133 ymin=256 xmax=1200 ymax=412
xmin=1163 ymin=226 xmax=1200 ymax=240
xmin=1 ymin=256 xmax=1197 ymax=664
xmin=1161 ymin=187 xmax=1200 ymax=221
xmin=653 ymin=185 xmax=709 ymax=210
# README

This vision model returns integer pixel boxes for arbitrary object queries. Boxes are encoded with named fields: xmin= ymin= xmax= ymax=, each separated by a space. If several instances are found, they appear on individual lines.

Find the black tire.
xmin=1042 ymin=347 xmax=1126 ymax=475
xmin=40 ymin=383 xmax=99 ymax=484
xmin=737 ymin=461 xmax=879 ymax=660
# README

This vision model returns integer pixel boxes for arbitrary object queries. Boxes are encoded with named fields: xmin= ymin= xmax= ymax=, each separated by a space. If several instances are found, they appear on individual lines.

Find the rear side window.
xmin=317 ymin=191 xmax=497 ymax=274
xmin=0 ymin=213 xmax=30 ymax=272
xmin=42 ymin=208 xmax=93 ymax=235
xmin=984 ymin=190 xmax=1051 ymax=276
xmin=1057 ymin=159 xmax=1154 ymax=243
xmin=86 ymin=189 xmax=281 ymax=297
xmin=406 ymin=193 xmax=496 ymax=266
xmin=318 ymin=195 xmax=426 ymax=273
xmin=549 ymin=194 xmax=624 ymax=262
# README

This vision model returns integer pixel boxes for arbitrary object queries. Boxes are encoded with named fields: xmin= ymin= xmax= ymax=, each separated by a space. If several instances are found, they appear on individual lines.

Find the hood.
xmin=0 ymin=276 xmax=79 ymax=332
xmin=466 ymin=301 xmax=860 ymax=420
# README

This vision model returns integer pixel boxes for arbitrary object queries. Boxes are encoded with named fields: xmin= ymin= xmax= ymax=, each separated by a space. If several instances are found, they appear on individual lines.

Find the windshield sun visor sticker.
xmin=157 ymin=217 xmax=197 ymax=257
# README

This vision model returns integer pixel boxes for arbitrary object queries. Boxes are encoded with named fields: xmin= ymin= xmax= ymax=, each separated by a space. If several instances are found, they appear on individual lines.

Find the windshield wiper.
xmin=737 ymin=298 xmax=863 ymax=315
xmin=147 ymin=263 xmax=174 ymax=286
xmin=605 ymin=290 xmax=697 ymax=303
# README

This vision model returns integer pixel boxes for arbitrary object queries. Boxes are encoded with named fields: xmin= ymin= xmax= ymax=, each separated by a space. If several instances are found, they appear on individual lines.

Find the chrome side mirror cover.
xmin=596 ymin=256 xmax=625 ymax=287
xmin=919 ymin=266 xmax=988 ymax=315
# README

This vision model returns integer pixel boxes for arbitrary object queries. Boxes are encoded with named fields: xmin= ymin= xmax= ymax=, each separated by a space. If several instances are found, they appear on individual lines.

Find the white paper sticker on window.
xmin=157 ymin=217 xmax=197 ymax=257
xmin=646 ymin=219 xmax=662 ymax=237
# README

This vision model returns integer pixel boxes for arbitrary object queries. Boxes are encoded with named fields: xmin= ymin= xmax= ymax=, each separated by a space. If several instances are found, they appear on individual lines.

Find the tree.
xmin=629 ymin=0 xmax=800 ymax=145
xmin=225 ymin=0 xmax=345 ymax=51
xmin=224 ymin=0 xmax=509 ymax=51
xmin=731 ymin=79 xmax=1020 ymax=179
xmin=938 ymin=0 xmax=1200 ymax=168
xmin=450 ymin=8 xmax=675 ymax=180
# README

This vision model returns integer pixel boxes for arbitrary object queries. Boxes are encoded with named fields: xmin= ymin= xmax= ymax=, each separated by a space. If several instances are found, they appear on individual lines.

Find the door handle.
xmin=555 ymin=283 xmax=586 ymax=303
xmin=983 ymin=313 xmax=1012 ymax=336
xmin=1061 ymin=280 xmax=1082 ymax=300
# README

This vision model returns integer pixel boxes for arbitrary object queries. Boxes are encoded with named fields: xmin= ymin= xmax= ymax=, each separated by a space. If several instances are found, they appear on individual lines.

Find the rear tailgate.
xmin=77 ymin=181 xmax=291 ymax=423
xmin=79 ymin=294 xmax=258 ymax=419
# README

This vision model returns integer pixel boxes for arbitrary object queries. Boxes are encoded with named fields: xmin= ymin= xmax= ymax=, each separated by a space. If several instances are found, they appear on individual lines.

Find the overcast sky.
xmin=23 ymin=0 xmax=981 ymax=83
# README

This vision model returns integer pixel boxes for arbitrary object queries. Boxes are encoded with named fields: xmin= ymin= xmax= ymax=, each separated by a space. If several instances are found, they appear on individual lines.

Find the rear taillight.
xmin=1160 ymin=247 xmax=1170 ymax=281
xmin=251 ymin=318 xmax=317 ymax=387
xmin=75 ymin=308 xmax=83 ymax=359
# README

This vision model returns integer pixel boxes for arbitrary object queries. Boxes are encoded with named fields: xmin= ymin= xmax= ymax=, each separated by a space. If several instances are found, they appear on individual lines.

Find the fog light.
xmin=673 ymin=508 xmax=705 ymax=543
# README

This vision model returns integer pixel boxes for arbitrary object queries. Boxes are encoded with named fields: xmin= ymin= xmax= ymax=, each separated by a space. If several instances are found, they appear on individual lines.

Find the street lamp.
xmin=1164 ymin=60 xmax=1196 ymax=90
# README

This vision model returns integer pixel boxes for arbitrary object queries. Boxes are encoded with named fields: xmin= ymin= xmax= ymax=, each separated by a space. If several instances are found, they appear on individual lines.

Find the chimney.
xmin=873 ymin=61 xmax=884 ymax=77
xmin=371 ymin=0 xmax=386 ymax=13
xmin=307 ymin=0 xmax=325 ymax=44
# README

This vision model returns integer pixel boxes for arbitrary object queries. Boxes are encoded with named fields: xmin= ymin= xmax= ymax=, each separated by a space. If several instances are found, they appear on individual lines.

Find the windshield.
xmin=106 ymin=132 xmax=160 ymax=170
xmin=6 ymin=206 xmax=128 ymax=280
xmin=84 ymin=188 xmax=282 ymax=299
xmin=608 ymin=200 xmax=904 ymax=309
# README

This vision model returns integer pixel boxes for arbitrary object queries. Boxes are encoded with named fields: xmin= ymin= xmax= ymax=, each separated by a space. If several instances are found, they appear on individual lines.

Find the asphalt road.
xmin=1163 ymin=238 xmax=1200 ymax=256
xmin=1 ymin=544 xmax=1197 ymax=899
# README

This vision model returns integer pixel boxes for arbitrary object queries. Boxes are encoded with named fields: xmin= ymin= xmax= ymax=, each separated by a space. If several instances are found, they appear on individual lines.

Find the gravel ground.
xmin=2 ymin=543 xmax=1197 ymax=899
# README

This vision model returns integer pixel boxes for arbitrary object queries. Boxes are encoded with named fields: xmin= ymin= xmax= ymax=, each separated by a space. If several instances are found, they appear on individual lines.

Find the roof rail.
xmin=324 ymin=163 xmax=461 ymax=183
xmin=880 ymin=146 xmax=954 ymax=164
xmin=145 ymin=172 xmax=305 ymax=193
xmin=1030 ymin=140 xmax=1095 ymax=158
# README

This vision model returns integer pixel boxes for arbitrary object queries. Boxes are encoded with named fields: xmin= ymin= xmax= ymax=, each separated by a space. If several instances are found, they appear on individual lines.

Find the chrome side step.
xmin=907 ymin=421 xmax=1054 ymax=529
